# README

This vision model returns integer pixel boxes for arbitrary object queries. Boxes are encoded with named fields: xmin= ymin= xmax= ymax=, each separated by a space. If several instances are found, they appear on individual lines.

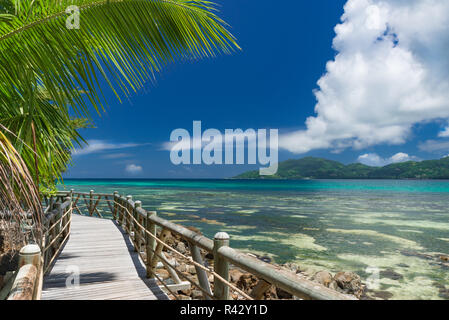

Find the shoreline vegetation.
xmin=234 ymin=156 xmax=449 ymax=180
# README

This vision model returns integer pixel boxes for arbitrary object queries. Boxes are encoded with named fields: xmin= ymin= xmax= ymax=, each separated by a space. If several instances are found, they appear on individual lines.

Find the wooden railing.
xmin=55 ymin=190 xmax=356 ymax=300
xmin=2 ymin=197 xmax=72 ymax=300
xmin=42 ymin=196 xmax=72 ymax=275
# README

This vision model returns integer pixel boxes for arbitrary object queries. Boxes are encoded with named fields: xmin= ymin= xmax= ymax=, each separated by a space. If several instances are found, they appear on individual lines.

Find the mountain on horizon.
xmin=234 ymin=157 xmax=449 ymax=180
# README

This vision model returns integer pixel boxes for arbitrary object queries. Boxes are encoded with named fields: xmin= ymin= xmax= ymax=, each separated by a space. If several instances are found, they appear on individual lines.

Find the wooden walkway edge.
xmin=41 ymin=214 xmax=168 ymax=300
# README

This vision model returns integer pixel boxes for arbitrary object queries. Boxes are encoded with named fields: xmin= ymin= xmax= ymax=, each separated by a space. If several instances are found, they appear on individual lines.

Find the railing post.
xmin=150 ymin=229 xmax=171 ymax=277
xmin=89 ymin=190 xmax=94 ymax=216
xmin=145 ymin=211 xmax=157 ymax=278
xmin=8 ymin=245 xmax=42 ymax=300
xmin=19 ymin=244 xmax=41 ymax=268
xmin=64 ymin=196 xmax=72 ymax=237
xmin=49 ymin=196 xmax=54 ymax=211
xmin=54 ymin=202 xmax=62 ymax=247
xmin=113 ymin=191 xmax=119 ymax=220
xmin=189 ymin=242 xmax=213 ymax=300
xmin=122 ymin=197 xmax=127 ymax=227
xmin=20 ymin=244 xmax=42 ymax=300
xmin=126 ymin=195 xmax=132 ymax=234
xmin=134 ymin=201 xmax=142 ymax=252
xmin=213 ymin=232 xmax=230 ymax=300
xmin=118 ymin=197 xmax=124 ymax=225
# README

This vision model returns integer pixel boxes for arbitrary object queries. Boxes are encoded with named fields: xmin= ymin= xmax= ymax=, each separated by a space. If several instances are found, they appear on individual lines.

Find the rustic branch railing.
xmin=52 ymin=189 xmax=356 ymax=301
xmin=42 ymin=197 xmax=72 ymax=275
xmin=4 ymin=197 xmax=73 ymax=300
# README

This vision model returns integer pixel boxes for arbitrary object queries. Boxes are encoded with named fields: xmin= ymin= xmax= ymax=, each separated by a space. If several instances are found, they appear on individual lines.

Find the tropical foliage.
xmin=0 ymin=81 xmax=90 ymax=187
xmin=0 ymin=127 xmax=43 ymax=252
xmin=0 ymin=0 xmax=238 ymax=116
xmin=0 ymin=0 xmax=238 ymax=248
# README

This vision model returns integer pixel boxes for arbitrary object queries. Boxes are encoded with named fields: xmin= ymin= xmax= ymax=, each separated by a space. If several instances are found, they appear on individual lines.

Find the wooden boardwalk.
xmin=42 ymin=214 xmax=168 ymax=300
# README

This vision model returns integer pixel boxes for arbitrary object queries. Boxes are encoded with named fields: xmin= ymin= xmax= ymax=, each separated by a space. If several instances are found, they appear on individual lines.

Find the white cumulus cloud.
xmin=419 ymin=140 xmax=449 ymax=153
xmin=125 ymin=164 xmax=143 ymax=174
xmin=357 ymin=152 xmax=416 ymax=167
xmin=73 ymin=140 xmax=145 ymax=156
xmin=280 ymin=0 xmax=449 ymax=154
xmin=438 ymin=127 xmax=449 ymax=138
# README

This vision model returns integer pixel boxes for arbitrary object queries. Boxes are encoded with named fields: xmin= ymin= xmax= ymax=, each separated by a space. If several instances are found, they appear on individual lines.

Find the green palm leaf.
xmin=0 ymin=0 xmax=239 ymax=190
xmin=0 ymin=0 xmax=239 ymax=242
xmin=1 ymin=82 xmax=89 ymax=186
xmin=0 ymin=0 xmax=240 ymax=118
xmin=0 ymin=126 xmax=43 ymax=248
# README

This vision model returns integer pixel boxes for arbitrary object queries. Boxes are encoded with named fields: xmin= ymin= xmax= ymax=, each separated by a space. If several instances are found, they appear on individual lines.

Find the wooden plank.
xmin=149 ymin=229 xmax=171 ymax=277
xmin=91 ymin=196 xmax=102 ymax=218
xmin=41 ymin=214 xmax=168 ymax=300
xmin=105 ymin=196 xmax=114 ymax=215
xmin=8 ymin=264 xmax=37 ymax=300
xmin=160 ymin=281 xmax=191 ymax=293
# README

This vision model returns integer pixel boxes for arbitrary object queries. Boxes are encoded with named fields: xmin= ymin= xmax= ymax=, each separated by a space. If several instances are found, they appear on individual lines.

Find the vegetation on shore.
xmin=234 ymin=156 xmax=449 ymax=180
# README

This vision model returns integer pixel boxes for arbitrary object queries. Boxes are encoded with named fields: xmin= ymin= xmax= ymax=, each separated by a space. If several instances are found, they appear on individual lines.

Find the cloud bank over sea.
xmin=280 ymin=0 xmax=449 ymax=154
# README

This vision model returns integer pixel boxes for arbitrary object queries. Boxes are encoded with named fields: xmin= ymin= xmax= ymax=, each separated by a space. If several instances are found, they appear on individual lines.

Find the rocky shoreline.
xmin=159 ymin=228 xmax=366 ymax=300
xmin=159 ymin=228 xmax=449 ymax=300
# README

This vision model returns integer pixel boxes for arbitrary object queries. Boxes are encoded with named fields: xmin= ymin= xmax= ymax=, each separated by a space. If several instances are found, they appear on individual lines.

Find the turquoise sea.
xmin=59 ymin=179 xmax=449 ymax=300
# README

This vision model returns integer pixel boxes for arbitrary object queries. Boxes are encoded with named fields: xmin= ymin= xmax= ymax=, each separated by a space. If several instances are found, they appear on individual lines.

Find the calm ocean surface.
xmin=59 ymin=179 xmax=449 ymax=299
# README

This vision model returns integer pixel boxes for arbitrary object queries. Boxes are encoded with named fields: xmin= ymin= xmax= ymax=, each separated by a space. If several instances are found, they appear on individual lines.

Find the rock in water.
xmin=438 ymin=287 xmax=449 ymax=299
xmin=369 ymin=290 xmax=394 ymax=300
xmin=333 ymin=271 xmax=364 ymax=298
xmin=396 ymin=263 xmax=409 ymax=268
xmin=312 ymin=271 xmax=333 ymax=287
xmin=259 ymin=256 xmax=271 ymax=263
xmin=380 ymin=269 xmax=403 ymax=281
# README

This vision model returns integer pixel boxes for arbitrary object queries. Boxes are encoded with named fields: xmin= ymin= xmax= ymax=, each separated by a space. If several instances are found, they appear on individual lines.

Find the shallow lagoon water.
xmin=59 ymin=179 xmax=449 ymax=299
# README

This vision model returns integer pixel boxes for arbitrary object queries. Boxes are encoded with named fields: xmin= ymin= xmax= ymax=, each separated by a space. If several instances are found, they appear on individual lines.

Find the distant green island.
xmin=234 ymin=157 xmax=449 ymax=179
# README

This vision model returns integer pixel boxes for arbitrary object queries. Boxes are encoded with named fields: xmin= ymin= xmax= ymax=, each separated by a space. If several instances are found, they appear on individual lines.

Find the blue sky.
xmin=65 ymin=0 xmax=449 ymax=179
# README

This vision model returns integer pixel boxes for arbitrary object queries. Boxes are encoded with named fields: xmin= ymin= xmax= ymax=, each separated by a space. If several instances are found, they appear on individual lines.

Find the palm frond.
xmin=0 ymin=0 xmax=240 ymax=118
xmin=0 ymin=126 xmax=43 ymax=252
xmin=1 ymin=78 xmax=88 ymax=186
xmin=0 ymin=0 xmax=239 ymax=188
